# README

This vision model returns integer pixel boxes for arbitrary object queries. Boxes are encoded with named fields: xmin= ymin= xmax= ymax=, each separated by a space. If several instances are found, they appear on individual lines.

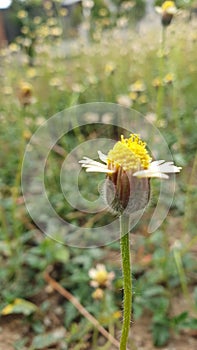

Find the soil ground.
xmin=0 ymin=311 xmax=196 ymax=350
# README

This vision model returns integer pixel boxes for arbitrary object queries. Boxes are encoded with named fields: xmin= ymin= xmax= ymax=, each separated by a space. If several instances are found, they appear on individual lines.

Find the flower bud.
xmin=104 ymin=168 xmax=150 ymax=215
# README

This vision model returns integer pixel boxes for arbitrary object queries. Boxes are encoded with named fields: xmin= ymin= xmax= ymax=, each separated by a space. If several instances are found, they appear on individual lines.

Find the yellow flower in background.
xmin=49 ymin=27 xmax=63 ymax=37
xmin=17 ymin=10 xmax=28 ymax=19
xmin=129 ymin=79 xmax=146 ymax=93
xmin=163 ymin=73 xmax=175 ymax=85
xmin=92 ymin=288 xmax=104 ymax=300
xmin=162 ymin=1 xmax=177 ymax=13
xmin=152 ymin=77 xmax=163 ymax=89
xmin=59 ymin=8 xmax=68 ymax=16
xmin=27 ymin=68 xmax=37 ymax=79
xmin=155 ymin=1 xmax=177 ymax=26
xmin=23 ymin=129 xmax=32 ymax=140
xmin=104 ymin=62 xmax=116 ymax=76
xmin=89 ymin=264 xmax=115 ymax=288
xmin=79 ymin=134 xmax=181 ymax=214
xmin=17 ymin=82 xmax=33 ymax=106
xmin=49 ymin=77 xmax=62 ymax=87
xmin=44 ymin=1 xmax=53 ymax=10
xmin=113 ymin=310 xmax=122 ymax=320
xmin=33 ymin=16 xmax=42 ymax=25
xmin=9 ymin=43 xmax=19 ymax=53
xmin=47 ymin=18 xmax=57 ymax=27
xmin=138 ymin=94 xmax=148 ymax=104
xmin=3 ymin=86 xmax=13 ymax=95
xmin=129 ymin=91 xmax=138 ymax=101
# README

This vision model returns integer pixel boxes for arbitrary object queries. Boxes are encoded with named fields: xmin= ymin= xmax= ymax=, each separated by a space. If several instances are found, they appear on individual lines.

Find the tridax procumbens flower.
xmin=79 ymin=134 xmax=181 ymax=215
xmin=17 ymin=81 xmax=34 ymax=106
xmin=155 ymin=1 xmax=178 ymax=26
xmin=88 ymin=264 xmax=115 ymax=289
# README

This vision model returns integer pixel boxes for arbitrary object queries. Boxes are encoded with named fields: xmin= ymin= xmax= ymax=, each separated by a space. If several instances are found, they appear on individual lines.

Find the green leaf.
xmin=180 ymin=317 xmax=197 ymax=330
xmin=152 ymin=320 xmax=170 ymax=347
xmin=0 ymin=241 xmax=12 ymax=257
xmin=14 ymin=337 xmax=28 ymax=350
xmin=1 ymin=298 xmax=37 ymax=316
xmin=53 ymin=246 xmax=69 ymax=263
xmin=171 ymin=311 xmax=188 ymax=327
xmin=64 ymin=302 xmax=79 ymax=328
xmin=194 ymin=286 xmax=197 ymax=307
xmin=144 ymin=285 xmax=165 ymax=297
xmin=31 ymin=328 xmax=66 ymax=349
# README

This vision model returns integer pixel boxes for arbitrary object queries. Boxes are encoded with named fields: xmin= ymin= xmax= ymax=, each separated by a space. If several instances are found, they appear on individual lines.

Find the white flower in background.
xmin=88 ymin=264 xmax=115 ymax=288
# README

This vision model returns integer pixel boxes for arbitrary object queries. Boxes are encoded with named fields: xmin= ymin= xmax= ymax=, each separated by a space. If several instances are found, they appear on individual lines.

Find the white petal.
xmin=89 ymin=268 xmax=96 ymax=278
xmin=98 ymin=151 xmax=107 ymax=163
xmin=79 ymin=156 xmax=114 ymax=173
xmin=133 ymin=160 xmax=181 ymax=179
xmin=79 ymin=157 xmax=103 ymax=167
xmin=166 ymin=7 xmax=177 ymax=14
xmin=150 ymin=160 xmax=165 ymax=166
xmin=155 ymin=6 xmax=162 ymax=14
xmin=96 ymin=264 xmax=106 ymax=271
xmin=133 ymin=169 xmax=169 ymax=179
xmin=90 ymin=281 xmax=99 ymax=288
xmin=150 ymin=161 xmax=182 ymax=173
xmin=85 ymin=166 xmax=111 ymax=173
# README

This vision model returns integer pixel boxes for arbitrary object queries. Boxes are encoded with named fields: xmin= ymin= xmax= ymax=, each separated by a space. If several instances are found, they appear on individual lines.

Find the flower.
xmin=152 ymin=77 xmax=163 ymax=89
xmin=104 ymin=62 xmax=116 ymax=76
xmin=138 ymin=94 xmax=148 ymax=104
xmin=129 ymin=91 xmax=138 ymax=101
xmin=129 ymin=80 xmax=146 ymax=93
xmin=155 ymin=1 xmax=177 ymax=26
xmin=17 ymin=82 xmax=33 ymax=106
xmin=79 ymin=134 xmax=181 ymax=214
xmin=163 ymin=72 xmax=175 ymax=85
xmin=89 ymin=264 xmax=115 ymax=288
xmin=116 ymin=95 xmax=132 ymax=108
xmin=92 ymin=288 xmax=104 ymax=300
xmin=17 ymin=10 xmax=28 ymax=19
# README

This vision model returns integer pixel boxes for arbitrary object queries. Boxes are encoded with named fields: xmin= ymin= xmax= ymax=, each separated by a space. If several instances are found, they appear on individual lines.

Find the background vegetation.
xmin=0 ymin=0 xmax=197 ymax=349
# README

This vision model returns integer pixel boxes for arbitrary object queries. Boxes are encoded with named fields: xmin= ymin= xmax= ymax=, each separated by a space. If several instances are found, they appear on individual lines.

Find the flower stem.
xmin=120 ymin=215 xmax=132 ymax=350
xmin=157 ymin=26 xmax=166 ymax=120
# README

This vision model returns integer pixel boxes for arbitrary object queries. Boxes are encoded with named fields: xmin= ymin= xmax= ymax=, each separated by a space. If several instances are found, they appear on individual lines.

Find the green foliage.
xmin=31 ymin=328 xmax=66 ymax=349
xmin=0 ymin=5 xmax=197 ymax=349
xmin=1 ymin=298 xmax=37 ymax=316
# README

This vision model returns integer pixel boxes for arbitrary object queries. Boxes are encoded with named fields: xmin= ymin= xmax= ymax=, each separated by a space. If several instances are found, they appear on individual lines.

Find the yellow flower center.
xmin=162 ymin=1 xmax=175 ymax=12
xmin=107 ymin=134 xmax=151 ymax=171
xmin=94 ymin=270 xmax=108 ymax=285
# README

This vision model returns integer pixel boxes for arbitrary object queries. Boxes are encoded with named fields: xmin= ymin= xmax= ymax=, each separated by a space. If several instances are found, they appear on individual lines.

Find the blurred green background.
xmin=0 ymin=1 xmax=197 ymax=349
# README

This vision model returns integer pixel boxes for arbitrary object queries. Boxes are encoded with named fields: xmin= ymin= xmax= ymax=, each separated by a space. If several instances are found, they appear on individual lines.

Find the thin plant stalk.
xmin=120 ymin=214 xmax=132 ymax=350
xmin=173 ymin=248 xmax=189 ymax=299
xmin=157 ymin=26 xmax=166 ymax=120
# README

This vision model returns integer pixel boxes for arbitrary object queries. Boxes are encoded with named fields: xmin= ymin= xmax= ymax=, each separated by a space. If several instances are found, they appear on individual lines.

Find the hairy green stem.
xmin=120 ymin=215 xmax=132 ymax=350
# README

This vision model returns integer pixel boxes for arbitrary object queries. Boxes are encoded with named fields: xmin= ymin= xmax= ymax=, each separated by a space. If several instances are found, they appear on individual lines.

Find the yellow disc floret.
xmin=107 ymin=134 xmax=152 ymax=171
xmin=162 ymin=1 xmax=175 ymax=12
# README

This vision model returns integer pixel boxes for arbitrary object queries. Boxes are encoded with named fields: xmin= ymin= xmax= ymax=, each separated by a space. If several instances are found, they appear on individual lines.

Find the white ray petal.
xmin=133 ymin=160 xmax=181 ymax=179
xmin=167 ymin=7 xmax=177 ymax=14
xmin=98 ymin=150 xmax=107 ymax=163
xmin=79 ymin=157 xmax=103 ymax=167
xmin=86 ymin=166 xmax=112 ymax=173
xmin=133 ymin=170 xmax=169 ymax=179
xmin=150 ymin=160 xmax=165 ymax=166
xmin=149 ymin=161 xmax=182 ymax=173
